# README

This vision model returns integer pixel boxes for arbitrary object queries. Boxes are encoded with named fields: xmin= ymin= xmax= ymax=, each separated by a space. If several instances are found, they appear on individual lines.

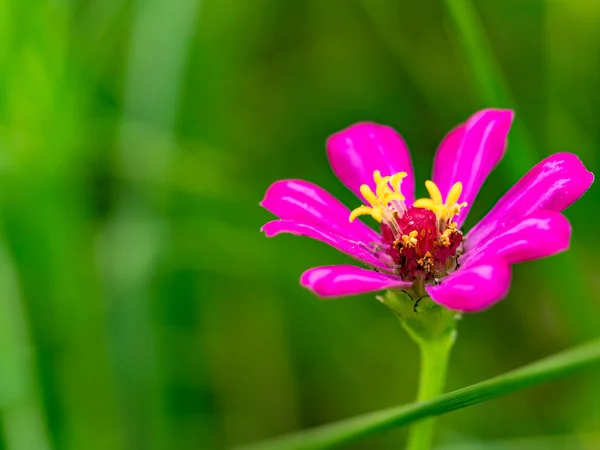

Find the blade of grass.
xmin=239 ymin=337 xmax=600 ymax=450
xmin=437 ymin=431 xmax=600 ymax=450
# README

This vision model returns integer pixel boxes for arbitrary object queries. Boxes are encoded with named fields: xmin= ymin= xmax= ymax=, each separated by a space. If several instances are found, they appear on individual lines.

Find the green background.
xmin=0 ymin=0 xmax=599 ymax=449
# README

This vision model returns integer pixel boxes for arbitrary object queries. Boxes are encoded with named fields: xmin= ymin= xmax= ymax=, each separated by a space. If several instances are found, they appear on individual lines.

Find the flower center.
xmin=349 ymin=171 xmax=467 ymax=284
xmin=382 ymin=207 xmax=463 ymax=282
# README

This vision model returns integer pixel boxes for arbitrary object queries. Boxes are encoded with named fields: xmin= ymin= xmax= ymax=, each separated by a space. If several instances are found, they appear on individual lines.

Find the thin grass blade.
xmin=239 ymin=338 xmax=600 ymax=450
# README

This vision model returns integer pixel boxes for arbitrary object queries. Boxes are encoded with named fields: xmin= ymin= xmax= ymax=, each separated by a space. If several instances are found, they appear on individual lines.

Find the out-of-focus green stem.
xmin=406 ymin=334 xmax=454 ymax=450
xmin=99 ymin=1 xmax=201 ymax=449
xmin=0 ymin=243 xmax=50 ymax=450
xmin=381 ymin=292 xmax=458 ymax=450
xmin=443 ymin=0 xmax=537 ymax=174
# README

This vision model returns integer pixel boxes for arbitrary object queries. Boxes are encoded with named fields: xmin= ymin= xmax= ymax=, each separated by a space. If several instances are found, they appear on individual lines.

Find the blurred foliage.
xmin=0 ymin=1 xmax=599 ymax=449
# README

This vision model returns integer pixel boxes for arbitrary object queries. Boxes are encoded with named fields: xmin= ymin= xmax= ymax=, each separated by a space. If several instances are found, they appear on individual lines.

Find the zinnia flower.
xmin=260 ymin=109 xmax=593 ymax=311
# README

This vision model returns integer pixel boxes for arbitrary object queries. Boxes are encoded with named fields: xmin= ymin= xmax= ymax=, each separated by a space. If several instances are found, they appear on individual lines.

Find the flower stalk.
xmin=380 ymin=291 xmax=457 ymax=450
xmin=406 ymin=330 xmax=454 ymax=450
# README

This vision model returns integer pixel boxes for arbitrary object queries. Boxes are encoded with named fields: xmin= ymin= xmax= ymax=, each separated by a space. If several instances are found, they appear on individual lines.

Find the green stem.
xmin=406 ymin=332 xmax=454 ymax=450
xmin=379 ymin=291 xmax=458 ymax=449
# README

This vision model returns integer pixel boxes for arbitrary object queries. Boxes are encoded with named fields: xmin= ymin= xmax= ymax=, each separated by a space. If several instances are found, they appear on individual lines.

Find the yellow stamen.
xmin=451 ymin=202 xmax=468 ymax=217
xmin=390 ymin=172 xmax=407 ymax=192
xmin=446 ymin=182 xmax=463 ymax=206
xmin=425 ymin=180 xmax=443 ymax=205
xmin=360 ymin=185 xmax=380 ymax=208
xmin=382 ymin=192 xmax=405 ymax=204
xmin=349 ymin=170 xmax=408 ymax=223
xmin=349 ymin=205 xmax=374 ymax=223
xmin=414 ymin=180 xmax=468 ymax=222
xmin=371 ymin=207 xmax=383 ymax=223
xmin=412 ymin=198 xmax=436 ymax=210
xmin=375 ymin=176 xmax=392 ymax=199
xmin=373 ymin=170 xmax=386 ymax=185
xmin=401 ymin=230 xmax=418 ymax=247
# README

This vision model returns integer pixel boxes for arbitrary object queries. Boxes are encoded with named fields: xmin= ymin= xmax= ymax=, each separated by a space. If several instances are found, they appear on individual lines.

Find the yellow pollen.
xmin=440 ymin=234 xmax=450 ymax=247
xmin=418 ymin=252 xmax=434 ymax=270
xmin=349 ymin=170 xmax=408 ymax=223
xmin=440 ymin=227 xmax=457 ymax=247
xmin=414 ymin=181 xmax=468 ymax=222
xmin=401 ymin=230 xmax=418 ymax=247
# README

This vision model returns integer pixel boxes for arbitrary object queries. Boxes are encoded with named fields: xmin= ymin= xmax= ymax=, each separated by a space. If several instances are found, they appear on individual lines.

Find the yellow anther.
xmin=349 ymin=170 xmax=408 ymax=223
xmin=412 ymin=198 xmax=435 ymax=210
xmin=375 ymin=176 xmax=392 ymax=199
xmin=446 ymin=182 xmax=463 ymax=206
xmin=401 ymin=230 xmax=418 ymax=247
xmin=371 ymin=207 xmax=383 ymax=223
xmin=424 ymin=180 xmax=443 ymax=205
xmin=360 ymin=184 xmax=380 ymax=208
xmin=390 ymin=172 xmax=408 ymax=192
xmin=373 ymin=170 xmax=386 ymax=184
xmin=349 ymin=205 xmax=374 ymax=223
xmin=382 ymin=192 xmax=405 ymax=205
xmin=414 ymin=180 xmax=469 ymax=222
xmin=450 ymin=202 xmax=468 ymax=217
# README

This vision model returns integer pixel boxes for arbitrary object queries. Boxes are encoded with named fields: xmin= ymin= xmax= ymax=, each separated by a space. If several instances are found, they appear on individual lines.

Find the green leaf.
xmin=239 ymin=338 xmax=600 ymax=450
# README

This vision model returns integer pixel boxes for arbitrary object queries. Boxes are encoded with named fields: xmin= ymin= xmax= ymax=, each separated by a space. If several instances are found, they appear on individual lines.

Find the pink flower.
xmin=260 ymin=110 xmax=593 ymax=312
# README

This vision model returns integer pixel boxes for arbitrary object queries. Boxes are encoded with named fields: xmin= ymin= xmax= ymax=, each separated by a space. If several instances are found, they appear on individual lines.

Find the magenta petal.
xmin=261 ymin=179 xmax=379 ymax=243
xmin=432 ymin=109 xmax=514 ymax=226
xmin=426 ymin=262 xmax=511 ymax=312
xmin=467 ymin=153 xmax=594 ymax=250
xmin=261 ymin=220 xmax=391 ymax=270
xmin=462 ymin=211 xmax=571 ymax=269
xmin=301 ymin=265 xmax=410 ymax=298
xmin=326 ymin=123 xmax=415 ymax=204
